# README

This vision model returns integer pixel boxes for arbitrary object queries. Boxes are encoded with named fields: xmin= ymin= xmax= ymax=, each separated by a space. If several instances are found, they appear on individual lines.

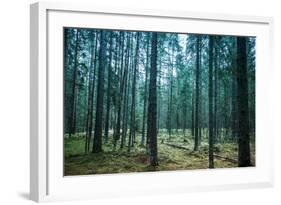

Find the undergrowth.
xmin=64 ymin=130 xmax=255 ymax=176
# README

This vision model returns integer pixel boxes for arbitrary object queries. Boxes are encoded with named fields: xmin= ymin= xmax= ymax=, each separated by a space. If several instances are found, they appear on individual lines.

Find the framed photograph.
xmin=30 ymin=2 xmax=274 ymax=202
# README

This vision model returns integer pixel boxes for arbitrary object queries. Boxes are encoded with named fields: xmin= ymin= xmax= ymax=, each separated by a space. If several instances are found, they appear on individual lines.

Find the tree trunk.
xmin=128 ymin=32 xmax=140 ymax=152
xmin=231 ymin=39 xmax=238 ymax=141
xmin=87 ymin=33 xmax=99 ymax=151
xmin=214 ymin=39 xmax=218 ymax=144
xmin=104 ymin=32 xmax=113 ymax=143
xmin=191 ymin=80 xmax=195 ymax=137
xmin=120 ymin=33 xmax=132 ymax=149
xmin=237 ymin=37 xmax=251 ymax=167
xmin=85 ymin=31 xmax=97 ymax=152
xmin=141 ymin=34 xmax=150 ymax=146
xmin=183 ymin=79 xmax=188 ymax=137
xmin=168 ymin=45 xmax=174 ymax=139
xmin=92 ymin=30 xmax=106 ymax=153
xmin=68 ymin=28 xmax=80 ymax=137
xmin=147 ymin=32 xmax=158 ymax=166
xmin=194 ymin=36 xmax=200 ymax=151
xmin=208 ymin=36 xmax=214 ymax=168
xmin=157 ymin=62 xmax=161 ymax=134
xmin=157 ymin=64 xmax=162 ymax=133
xmin=64 ymin=29 xmax=70 ymax=134
xmin=113 ymin=32 xmax=125 ymax=149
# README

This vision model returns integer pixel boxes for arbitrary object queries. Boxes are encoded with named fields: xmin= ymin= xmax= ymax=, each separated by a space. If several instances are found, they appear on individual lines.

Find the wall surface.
xmin=0 ymin=0 xmax=280 ymax=204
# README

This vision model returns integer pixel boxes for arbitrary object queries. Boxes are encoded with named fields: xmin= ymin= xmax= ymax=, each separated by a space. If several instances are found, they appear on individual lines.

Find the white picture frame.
xmin=30 ymin=1 xmax=274 ymax=202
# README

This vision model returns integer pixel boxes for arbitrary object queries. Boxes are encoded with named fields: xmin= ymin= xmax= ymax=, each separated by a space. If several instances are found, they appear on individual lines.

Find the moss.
xmin=64 ymin=132 xmax=256 ymax=176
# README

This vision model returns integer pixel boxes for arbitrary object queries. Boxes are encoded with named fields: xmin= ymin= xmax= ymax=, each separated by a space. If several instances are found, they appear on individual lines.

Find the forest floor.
xmin=64 ymin=131 xmax=255 ymax=176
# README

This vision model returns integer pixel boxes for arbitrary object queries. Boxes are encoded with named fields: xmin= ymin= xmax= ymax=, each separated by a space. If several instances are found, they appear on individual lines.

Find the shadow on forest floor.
xmin=64 ymin=132 xmax=255 ymax=176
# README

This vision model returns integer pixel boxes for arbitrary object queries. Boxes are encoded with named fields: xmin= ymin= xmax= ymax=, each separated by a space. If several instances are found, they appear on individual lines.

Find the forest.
xmin=63 ymin=28 xmax=255 ymax=176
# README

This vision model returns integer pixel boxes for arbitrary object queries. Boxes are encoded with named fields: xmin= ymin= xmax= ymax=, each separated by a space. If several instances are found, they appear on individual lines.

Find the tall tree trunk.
xmin=112 ymin=33 xmax=121 ymax=141
xmin=147 ymin=32 xmax=158 ymax=166
xmin=231 ymin=39 xmax=238 ymax=141
xmin=141 ymin=35 xmax=150 ymax=146
xmin=92 ymin=30 xmax=106 ymax=153
xmin=183 ymin=80 xmax=188 ymax=137
xmin=176 ymin=78 xmax=180 ymax=133
xmin=221 ymin=80 xmax=231 ymax=139
xmin=198 ymin=38 xmax=202 ymax=145
xmin=64 ymin=29 xmax=70 ymax=134
xmin=157 ymin=62 xmax=162 ymax=133
xmin=194 ymin=36 xmax=200 ymax=151
xmin=128 ymin=33 xmax=140 ymax=152
xmin=85 ymin=31 xmax=97 ymax=152
xmin=120 ymin=33 xmax=132 ymax=149
xmin=217 ymin=74 xmax=221 ymax=140
xmin=191 ymin=81 xmax=195 ymax=137
xmin=231 ymin=72 xmax=238 ymax=140
xmin=214 ymin=40 xmax=218 ymax=144
xmin=86 ymin=32 xmax=99 ymax=152
xmin=73 ymin=87 xmax=78 ymax=133
xmin=68 ymin=29 xmax=80 ymax=137
xmin=104 ymin=32 xmax=113 ymax=143
xmin=125 ymin=42 xmax=134 ymax=148
xmin=237 ymin=37 xmax=251 ymax=167
xmin=208 ymin=36 xmax=214 ymax=168
xmin=168 ymin=46 xmax=174 ymax=139
xmin=113 ymin=32 xmax=125 ymax=149
xmin=132 ymin=34 xmax=141 ymax=146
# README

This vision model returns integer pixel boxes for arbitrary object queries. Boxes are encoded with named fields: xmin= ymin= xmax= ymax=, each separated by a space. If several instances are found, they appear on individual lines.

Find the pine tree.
xmin=92 ymin=30 xmax=106 ymax=153
xmin=147 ymin=32 xmax=158 ymax=166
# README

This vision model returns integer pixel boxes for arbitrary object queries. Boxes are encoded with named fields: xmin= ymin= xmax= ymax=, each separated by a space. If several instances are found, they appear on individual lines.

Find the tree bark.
xmin=113 ymin=32 xmax=125 ymax=149
xmin=168 ymin=44 xmax=174 ymax=139
xmin=214 ymin=39 xmax=218 ymax=144
xmin=237 ymin=37 xmax=251 ymax=167
xmin=147 ymin=32 xmax=158 ymax=166
xmin=104 ymin=32 xmax=113 ymax=143
xmin=141 ymin=34 xmax=150 ymax=146
xmin=208 ymin=36 xmax=214 ymax=168
xmin=120 ymin=33 xmax=132 ymax=149
xmin=85 ymin=31 xmax=97 ymax=152
xmin=191 ymin=80 xmax=195 ymax=137
xmin=128 ymin=32 xmax=140 ymax=152
xmin=92 ymin=30 xmax=106 ymax=153
xmin=231 ymin=39 xmax=238 ymax=141
xmin=194 ymin=36 xmax=200 ymax=151
xmin=68 ymin=28 xmax=80 ymax=137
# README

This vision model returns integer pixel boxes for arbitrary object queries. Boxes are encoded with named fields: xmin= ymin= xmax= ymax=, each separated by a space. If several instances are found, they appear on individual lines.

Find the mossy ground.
xmin=64 ymin=130 xmax=255 ymax=176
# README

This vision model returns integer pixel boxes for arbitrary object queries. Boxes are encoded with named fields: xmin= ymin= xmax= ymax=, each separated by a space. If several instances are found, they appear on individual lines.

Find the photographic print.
xmin=63 ymin=28 xmax=255 ymax=176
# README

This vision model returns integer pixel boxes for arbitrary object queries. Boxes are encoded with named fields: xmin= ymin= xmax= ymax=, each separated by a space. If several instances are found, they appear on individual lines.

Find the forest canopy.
xmin=63 ymin=28 xmax=255 ymax=175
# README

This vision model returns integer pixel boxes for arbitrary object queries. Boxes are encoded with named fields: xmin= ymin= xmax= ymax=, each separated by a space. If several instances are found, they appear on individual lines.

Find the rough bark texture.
xmin=194 ymin=36 xmax=200 ymax=151
xmin=68 ymin=29 xmax=79 ymax=137
xmin=237 ymin=37 xmax=251 ymax=167
xmin=141 ymin=35 xmax=150 ymax=146
xmin=120 ymin=33 xmax=131 ymax=149
xmin=168 ymin=50 xmax=173 ymax=139
xmin=231 ymin=40 xmax=238 ymax=141
xmin=214 ymin=39 xmax=218 ymax=143
xmin=208 ymin=36 xmax=214 ymax=168
xmin=92 ymin=31 xmax=106 ymax=153
xmin=128 ymin=33 xmax=140 ymax=152
xmin=191 ymin=81 xmax=195 ymax=137
xmin=147 ymin=32 xmax=158 ymax=166
xmin=104 ymin=32 xmax=113 ymax=143
xmin=85 ymin=31 xmax=97 ymax=152
xmin=114 ymin=33 xmax=125 ymax=148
